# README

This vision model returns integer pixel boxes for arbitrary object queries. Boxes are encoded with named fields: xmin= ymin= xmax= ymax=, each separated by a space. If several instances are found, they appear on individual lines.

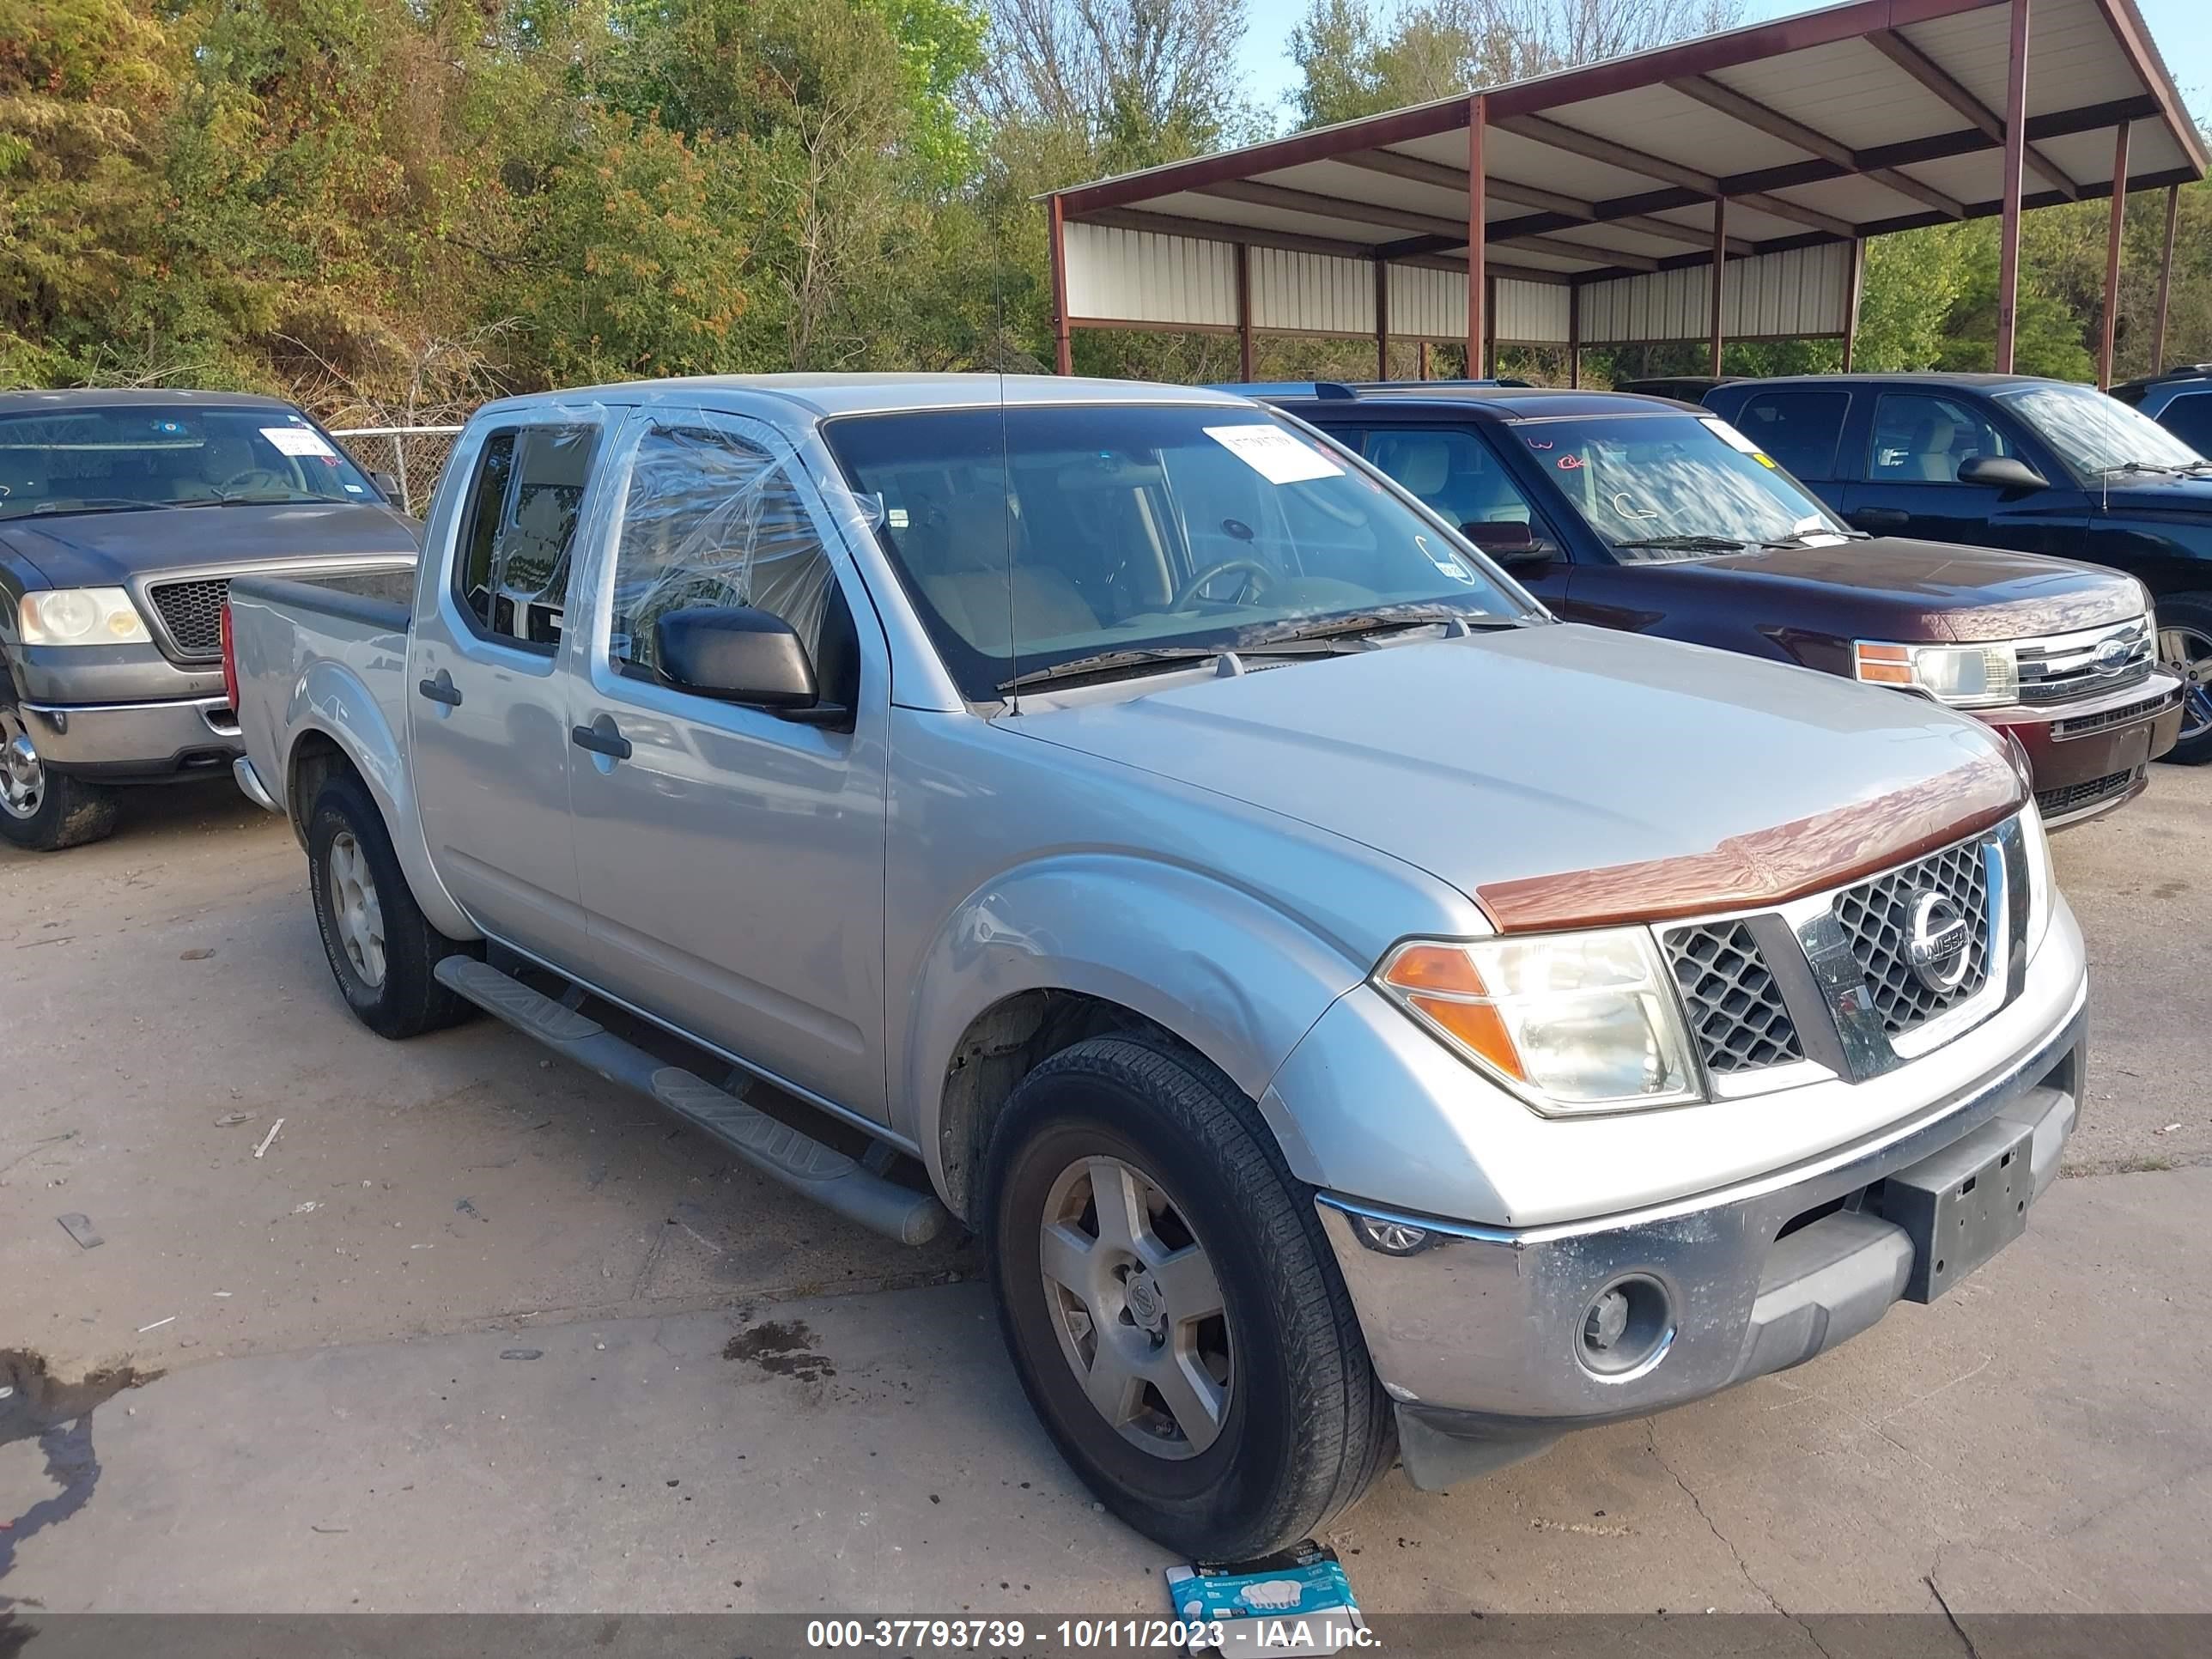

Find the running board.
xmin=434 ymin=957 xmax=948 ymax=1246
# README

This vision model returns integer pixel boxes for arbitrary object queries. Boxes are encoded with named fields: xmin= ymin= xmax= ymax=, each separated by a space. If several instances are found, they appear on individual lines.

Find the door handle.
xmin=416 ymin=672 xmax=463 ymax=707
xmin=571 ymin=720 xmax=632 ymax=761
xmin=1853 ymin=507 xmax=1909 ymax=531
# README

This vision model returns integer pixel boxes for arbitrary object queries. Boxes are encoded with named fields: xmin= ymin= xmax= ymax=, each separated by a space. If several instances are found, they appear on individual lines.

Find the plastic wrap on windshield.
xmin=611 ymin=420 xmax=836 ymax=672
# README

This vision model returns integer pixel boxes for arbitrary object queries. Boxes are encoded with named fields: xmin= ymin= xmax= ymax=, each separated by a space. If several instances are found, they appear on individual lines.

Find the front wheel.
xmin=2157 ymin=597 xmax=2212 ymax=764
xmin=983 ymin=1036 xmax=1393 ymax=1560
xmin=306 ymin=771 xmax=474 ymax=1038
xmin=0 ymin=703 xmax=117 ymax=851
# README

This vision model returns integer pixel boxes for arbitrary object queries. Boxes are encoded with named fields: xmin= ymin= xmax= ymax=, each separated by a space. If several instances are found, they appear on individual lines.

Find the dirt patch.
xmin=722 ymin=1320 xmax=834 ymax=1382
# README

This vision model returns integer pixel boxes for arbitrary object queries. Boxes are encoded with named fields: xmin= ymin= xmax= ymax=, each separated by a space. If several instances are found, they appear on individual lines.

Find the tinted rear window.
xmin=1729 ymin=390 xmax=1850 ymax=481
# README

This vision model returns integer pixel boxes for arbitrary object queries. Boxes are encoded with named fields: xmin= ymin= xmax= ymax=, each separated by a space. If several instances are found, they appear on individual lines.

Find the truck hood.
xmin=1670 ymin=537 xmax=2141 ymax=641
xmin=2087 ymin=473 xmax=2212 ymax=514
xmin=1010 ymin=623 xmax=2014 ymax=921
xmin=0 ymin=501 xmax=420 ymax=589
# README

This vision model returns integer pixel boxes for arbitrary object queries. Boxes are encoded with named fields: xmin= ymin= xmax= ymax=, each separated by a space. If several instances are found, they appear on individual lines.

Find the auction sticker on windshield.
xmin=1206 ymin=424 xmax=1346 ymax=484
xmin=1699 ymin=417 xmax=1779 ymax=466
xmin=262 ymin=425 xmax=339 ymax=459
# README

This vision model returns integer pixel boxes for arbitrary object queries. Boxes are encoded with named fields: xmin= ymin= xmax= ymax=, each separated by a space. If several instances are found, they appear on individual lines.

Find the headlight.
xmin=18 ymin=587 xmax=151 ymax=647
xmin=1853 ymin=640 xmax=2019 ymax=708
xmin=1375 ymin=930 xmax=1700 ymax=1115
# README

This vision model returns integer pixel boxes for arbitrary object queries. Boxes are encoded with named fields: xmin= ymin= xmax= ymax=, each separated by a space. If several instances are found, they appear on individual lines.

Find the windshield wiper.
xmin=997 ymin=641 xmax=1347 ymax=694
xmin=27 ymin=497 xmax=176 ymax=516
xmin=1759 ymin=528 xmax=1869 ymax=548
xmin=174 ymin=490 xmax=325 ymax=507
xmin=1609 ymin=534 xmax=1748 ymax=554
xmin=1243 ymin=604 xmax=1527 ymax=647
xmin=2099 ymin=459 xmax=2212 ymax=479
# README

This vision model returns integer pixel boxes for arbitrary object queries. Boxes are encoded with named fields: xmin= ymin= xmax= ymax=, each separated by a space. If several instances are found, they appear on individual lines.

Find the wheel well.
xmin=286 ymin=730 xmax=362 ymax=847
xmin=934 ymin=990 xmax=1176 ymax=1224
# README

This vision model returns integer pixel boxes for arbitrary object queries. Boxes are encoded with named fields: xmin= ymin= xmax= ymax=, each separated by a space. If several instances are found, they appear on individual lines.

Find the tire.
xmin=305 ymin=770 xmax=473 ymax=1038
xmin=983 ymin=1034 xmax=1394 ymax=1560
xmin=0 ymin=701 xmax=118 ymax=851
xmin=2156 ymin=595 xmax=2212 ymax=765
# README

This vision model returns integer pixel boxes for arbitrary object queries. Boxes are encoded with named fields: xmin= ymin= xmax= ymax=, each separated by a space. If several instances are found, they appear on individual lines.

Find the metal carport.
xmin=1042 ymin=0 xmax=2205 ymax=389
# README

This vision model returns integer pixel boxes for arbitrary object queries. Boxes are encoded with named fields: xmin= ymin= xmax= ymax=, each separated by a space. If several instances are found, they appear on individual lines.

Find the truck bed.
xmin=228 ymin=568 xmax=415 ymax=634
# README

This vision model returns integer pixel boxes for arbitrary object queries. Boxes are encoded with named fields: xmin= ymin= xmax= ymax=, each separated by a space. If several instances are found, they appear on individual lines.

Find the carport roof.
xmin=1046 ymin=0 xmax=2205 ymax=288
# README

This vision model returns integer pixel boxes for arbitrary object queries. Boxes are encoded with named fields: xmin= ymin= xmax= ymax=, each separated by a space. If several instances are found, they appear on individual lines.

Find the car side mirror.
xmin=1957 ymin=454 xmax=2049 ymax=492
xmin=368 ymin=470 xmax=403 ymax=503
xmin=654 ymin=605 xmax=820 ymax=709
xmin=1462 ymin=520 xmax=1558 ymax=565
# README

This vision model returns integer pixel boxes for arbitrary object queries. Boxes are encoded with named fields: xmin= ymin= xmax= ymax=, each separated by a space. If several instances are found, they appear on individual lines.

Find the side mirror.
xmin=368 ymin=470 xmax=403 ymax=503
xmin=1957 ymin=454 xmax=2049 ymax=492
xmin=1462 ymin=520 xmax=1558 ymax=565
xmin=653 ymin=605 xmax=818 ymax=708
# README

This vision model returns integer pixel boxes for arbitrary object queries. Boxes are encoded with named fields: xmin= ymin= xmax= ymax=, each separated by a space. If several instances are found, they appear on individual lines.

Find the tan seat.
xmin=1911 ymin=417 xmax=1960 ymax=481
xmin=915 ymin=488 xmax=1097 ymax=651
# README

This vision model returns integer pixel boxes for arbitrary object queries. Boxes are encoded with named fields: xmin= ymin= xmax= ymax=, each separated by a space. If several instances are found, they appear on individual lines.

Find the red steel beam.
xmin=2152 ymin=182 xmax=2179 ymax=373
xmin=1468 ymin=94 xmax=1486 ymax=379
xmin=1995 ymin=0 xmax=2031 ymax=374
xmin=1236 ymin=243 xmax=1255 ymax=381
xmin=1710 ymin=198 xmax=1729 ymax=377
xmin=1667 ymin=74 xmax=1966 ymax=218
xmin=1048 ymin=193 xmax=1072 ymax=375
xmin=2100 ymin=123 xmax=2130 ymax=388
xmin=1843 ymin=237 xmax=1866 ymax=370
xmin=1865 ymin=27 xmax=2080 ymax=200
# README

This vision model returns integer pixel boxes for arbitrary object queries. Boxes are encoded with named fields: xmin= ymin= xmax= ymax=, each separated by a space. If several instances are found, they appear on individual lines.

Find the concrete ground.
xmin=2 ymin=769 xmax=2208 ymax=1619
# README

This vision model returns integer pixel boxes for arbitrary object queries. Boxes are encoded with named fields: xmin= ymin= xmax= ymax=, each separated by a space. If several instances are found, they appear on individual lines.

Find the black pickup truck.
xmin=0 ymin=390 xmax=419 ymax=849
xmin=1699 ymin=373 xmax=2212 ymax=763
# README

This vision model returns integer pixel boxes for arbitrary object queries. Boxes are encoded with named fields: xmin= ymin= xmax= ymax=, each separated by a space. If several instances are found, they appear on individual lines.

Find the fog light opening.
xmin=1577 ymin=1273 xmax=1674 ymax=1379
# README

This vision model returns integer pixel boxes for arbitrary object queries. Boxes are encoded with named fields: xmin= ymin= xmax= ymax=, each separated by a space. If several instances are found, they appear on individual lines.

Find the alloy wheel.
xmin=326 ymin=830 xmax=387 ymax=988
xmin=2161 ymin=623 xmax=2212 ymax=744
xmin=1 ymin=710 xmax=45 ymax=822
xmin=1037 ymin=1154 xmax=1233 ymax=1460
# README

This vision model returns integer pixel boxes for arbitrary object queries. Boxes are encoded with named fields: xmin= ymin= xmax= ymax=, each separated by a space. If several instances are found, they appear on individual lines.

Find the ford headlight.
xmin=1853 ymin=640 xmax=2018 ymax=708
xmin=1376 ymin=930 xmax=1700 ymax=1115
xmin=18 ymin=587 xmax=151 ymax=647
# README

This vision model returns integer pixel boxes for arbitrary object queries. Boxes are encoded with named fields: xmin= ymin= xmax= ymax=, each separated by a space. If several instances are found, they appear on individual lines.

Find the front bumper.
xmin=1318 ymin=988 xmax=2085 ymax=1492
xmin=18 ymin=695 xmax=242 ymax=781
xmin=1979 ymin=669 xmax=2184 ymax=827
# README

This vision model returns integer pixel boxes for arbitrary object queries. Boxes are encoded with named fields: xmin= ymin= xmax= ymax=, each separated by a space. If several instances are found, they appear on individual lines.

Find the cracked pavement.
xmin=2 ymin=772 xmax=2209 ymax=1614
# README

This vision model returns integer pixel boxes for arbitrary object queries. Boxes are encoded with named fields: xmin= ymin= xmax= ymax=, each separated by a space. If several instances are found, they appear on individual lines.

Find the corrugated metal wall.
xmin=1066 ymin=222 xmax=1850 ymax=346
xmin=1250 ymin=247 xmax=1375 ymax=335
xmin=1578 ymin=244 xmax=1850 ymax=343
xmin=1065 ymin=222 xmax=1237 ymax=326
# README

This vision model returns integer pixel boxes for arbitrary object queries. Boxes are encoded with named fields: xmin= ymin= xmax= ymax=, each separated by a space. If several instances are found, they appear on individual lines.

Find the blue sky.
xmin=1231 ymin=0 xmax=2210 ymax=128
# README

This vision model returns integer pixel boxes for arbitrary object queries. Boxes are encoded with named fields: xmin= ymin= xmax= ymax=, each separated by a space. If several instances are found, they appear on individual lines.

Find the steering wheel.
xmin=220 ymin=467 xmax=291 ymax=495
xmin=1170 ymin=558 xmax=1276 ymax=610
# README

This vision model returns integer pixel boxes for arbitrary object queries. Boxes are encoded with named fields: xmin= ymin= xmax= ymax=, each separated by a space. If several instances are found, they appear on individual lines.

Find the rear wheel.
xmin=0 ymin=702 xmax=117 ymax=852
xmin=2158 ymin=597 xmax=2212 ymax=765
xmin=983 ymin=1035 xmax=1393 ymax=1560
xmin=306 ymin=771 xmax=473 ymax=1038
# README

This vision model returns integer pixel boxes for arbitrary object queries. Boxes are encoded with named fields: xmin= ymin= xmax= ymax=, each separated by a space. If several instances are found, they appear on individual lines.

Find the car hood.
xmin=1668 ymin=538 xmax=2141 ymax=641
xmin=0 ymin=501 xmax=420 ymax=588
xmin=2090 ymin=473 xmax=2212 ymax=514
xmin=1009 ymin=623 xmax=2014 ymax=919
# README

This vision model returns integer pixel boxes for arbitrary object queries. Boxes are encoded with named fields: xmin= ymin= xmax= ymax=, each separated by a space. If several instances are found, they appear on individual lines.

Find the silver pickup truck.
xmin=228 ymin=375 xmax=2087 ymax=1560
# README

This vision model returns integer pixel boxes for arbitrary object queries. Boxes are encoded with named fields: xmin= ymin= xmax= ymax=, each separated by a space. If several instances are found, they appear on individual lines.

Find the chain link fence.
xmin=329 ymin=426 xmax=465 ymax=517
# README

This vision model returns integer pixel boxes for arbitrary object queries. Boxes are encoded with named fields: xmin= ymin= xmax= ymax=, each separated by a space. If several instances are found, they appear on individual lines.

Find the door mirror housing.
xmin=1957 ymin=454 xmax=2049 ymax=492
xmin=653 ymin=605 xmax=818 ymax=708
xmin=1462 ymin=520 xmax=1559 ymax=565
xmin=368 ymin=470 xmax=404 ymax=504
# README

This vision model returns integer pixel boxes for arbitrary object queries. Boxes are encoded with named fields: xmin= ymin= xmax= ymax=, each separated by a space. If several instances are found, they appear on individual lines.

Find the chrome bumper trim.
xmin=233 ymin=756 xmax=280 ymax=813
xmin=20 ymin=695 xmax=241 ymax=769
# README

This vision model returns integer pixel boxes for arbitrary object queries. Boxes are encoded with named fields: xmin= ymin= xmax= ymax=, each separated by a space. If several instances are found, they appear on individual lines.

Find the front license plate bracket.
xmin=1876 ymin=1116 xmax=2034 ymax=1304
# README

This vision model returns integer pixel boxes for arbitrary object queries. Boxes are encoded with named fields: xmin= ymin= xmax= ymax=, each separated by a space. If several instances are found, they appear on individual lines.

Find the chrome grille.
xmin=1831 ymin=840 xmax=1991 ymax=1036
xmin=1662 ymin=920 xmax=1804 ymax=1074
xmin=2015 ymin=616 xmax=2153 ymax=706
xmin=148 ymin=579 xmax=230 ymax=659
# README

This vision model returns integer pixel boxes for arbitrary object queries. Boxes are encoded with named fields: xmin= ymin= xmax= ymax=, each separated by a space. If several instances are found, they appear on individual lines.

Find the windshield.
xmin=0 ymin=405 xmax=378 ymax=520
xmin=821 ymin=404 xmax=1537 ymax=701
xmin=1516 ymin=412 xmax=1853 ymax=559
xmin=1994 ymin=381 xmax=2206 ymax=478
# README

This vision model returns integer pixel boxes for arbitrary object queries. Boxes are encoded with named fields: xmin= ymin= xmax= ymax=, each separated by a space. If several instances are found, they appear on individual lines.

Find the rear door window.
xmin=1731 ymin=390 xmax=1850 ymax=480
xmin=2155 ymin=391 xmax=2212 ymax=459
xmin=1868 ymin=393 xmax=2014 ymax=483
xmin=453 ymin=424 xmax=597 ymax=652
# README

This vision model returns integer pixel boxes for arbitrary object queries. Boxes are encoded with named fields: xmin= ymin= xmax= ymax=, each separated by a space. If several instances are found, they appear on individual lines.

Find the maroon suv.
xmin=1262 ymin=385 xmax=2183 ymax=828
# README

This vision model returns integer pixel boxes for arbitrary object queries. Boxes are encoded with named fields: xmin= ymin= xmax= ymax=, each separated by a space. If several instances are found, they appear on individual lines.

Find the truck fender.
xmin=284 ymin=660 xmax=477 ymax=942
xmin=901 ymin=854 xmax=1368 ymax=1208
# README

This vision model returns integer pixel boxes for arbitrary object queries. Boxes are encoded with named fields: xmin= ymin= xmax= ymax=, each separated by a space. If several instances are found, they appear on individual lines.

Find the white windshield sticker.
xmin=1205 ymin=424 xmax=1345 ymax=484
xmin=262 ymin=425 xmax=337 ymax=459
xmin=1699 ymin=417 xmax=1764 ymax=455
